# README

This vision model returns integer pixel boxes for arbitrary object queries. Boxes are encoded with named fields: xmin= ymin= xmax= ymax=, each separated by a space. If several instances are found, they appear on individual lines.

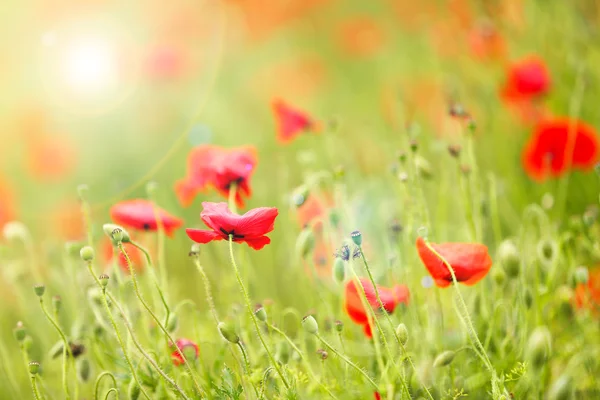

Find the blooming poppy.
xmin=336 ymin=17 xmax=385 ymax=58
xmin=175 ymin=145 xmax=257 ymax=208
xmin=186 ymin=202 xmax=278 ymax=250
xmin=416 ymin=237 xmax=492 ymax=288
xmin=575 ymin=268 xmax=600 ymax=312
xmin=522 ymin=118 xmax=599 ymax=180
xmin=272 ymin=99 xmax=317 ymax=144
xmin=501 ymin=56 xmax=550 ymax=101
xmin=344 ymin=277 xmax=410 ymax=338
xmin=171 ymin=338 xmax=199 ymax=366
xmin=101 ymin=238 xmax=145 ymax=275
xmin=110 ymin=199 xmax=183 ymax=238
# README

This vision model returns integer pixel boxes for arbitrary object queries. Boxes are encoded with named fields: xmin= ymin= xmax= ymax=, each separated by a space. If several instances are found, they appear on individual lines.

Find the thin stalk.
xmin=30 ymin=374 xmax=42 ymax=400
xmin=117 ymin=242 xmax=204 ymax=396
xmin=104 ymin=388 xmax=118 ymax=400
xmin=130 ymin=241 xmax=171 ymax=320
xmin=191 ymin=256 xmax=220 ymax=323
xmin=94 ymin=371 xmax=118 ymax=400
xmin=227 ymin=236 xmax=290 ymax=390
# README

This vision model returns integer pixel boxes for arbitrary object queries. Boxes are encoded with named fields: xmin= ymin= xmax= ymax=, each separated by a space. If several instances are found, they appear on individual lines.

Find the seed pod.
xmin=296 ymin=229 xmax=315 ymax=260
xmin=526 ymin=326 xmax=552 ymax=369
xmin=103 ymin=224 xmax=131 ymax=243
xmin=33 ymin=284 xmax=45 ymax=297
xmin=255 ymin=306 xmax=267 ymax=322
xmin=302 ymin=315 xmax=319 ymax=334
xmin=99 ymin=274 xmax=109 ymax=288
xmin=333 ymin=258 xmax=345 ymax=283
xmin=13 ymin=322 xmax=26 ymax=342
xmin=498 ymin=240 xmax=520 ymax=278
xmin=433 ymin=351 xmax=456 ymax=367
xmin=396 ymin=323 xmax=408 ymax=346
xmin=29 ymin=361 xmax=40 ymax=375
xmin=80 ymin=246 xmax=95 ymax=262
xmin=218 ymin=322 xmax=240 ymax=344
xmin=350 ymin=231 xmax=362 ymax=246
xmin=77 ymin=358 xmax=91 ymax=382
xmin=334 ymin=320 xmax=343 ymax=333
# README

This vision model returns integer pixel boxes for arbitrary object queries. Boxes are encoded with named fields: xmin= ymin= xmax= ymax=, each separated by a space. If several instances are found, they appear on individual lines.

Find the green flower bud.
xmin=33 ymin=284 xmax=45 ymax=297
xmin=29 ymin=361 xmax=40 ymax=375
xmin=537 ymin=239 xmax=557 ymax=265
xmin=99 ymin=274 xmax=109 ymax=288
xmin=333 ymin=258 xmax=345 ymax=283
xmin=80 ymin=246 xmax=95 ymax=262
xmin=13 ymin=321 xmax=26 ymax=342
xmin=218 ymin=322 xmax=240 ymax=344
xmin=526 ymin=326 xmax=552 ymax=369
xmin=254 ymin=306 xmax=267 ymax=322
xmin=77 ymin=358 xmax=91 ymax=382
xmin=546 ymin=375 xmax=572 ymax=400
xmin=291 ymin=185 xmax=309 ymax=207
xmin=128 ymin=379 xmax=140 ymax=400
xmin=276 ymin=341 xmax=290 ymax=364
xmin=296 ymin=229 xmax=315 ymax=259
xmin=574 ymin=266 xmax=589 ymax=285
xmin=433 ymin=350 xmax=456 ymax=367
xmin=22 ymin=335 xmax=33 ymax=351
xmin=350 ymin=230 xmax=362 ymax=246
xmin=396 ymin=323 xmax=408 ymax=346
xmin=492 ymin=267 xmax=506 ymax=286
xmin=498 ymin=240 xmax=520 ymax=278
xmin=302 ymin=315 xmax=319 ymax=334
xmin=166 ymin=313 xmax=178 ymax=333
xmin=103 ymin=224 xmax=130 ymax=243
xmin=334 ymin=320 xmax=343 ymax=333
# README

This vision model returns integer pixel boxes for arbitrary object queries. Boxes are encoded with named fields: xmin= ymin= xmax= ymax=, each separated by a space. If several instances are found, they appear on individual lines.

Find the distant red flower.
xmin=0 ymin=177 xmax=16 ymax=229
xmin=337 ymin=17 xmax=385 ymax=58
xmin=575 ymin=268 xmax=600 ymax=312
xmin=374 ymin=392 xmax=382 ymax=400
xmin=145 ymin=44 xmax=188 ymax=80
xmin=468 ymin=20 xmax=506 ymax=61
xmin=295 ymin=193 xmax=333 ymax=228
xmin=344 ymin=277 xmax=410 ymax=338
xmin=171 ymin=338 xmax=199 ymax=366
xmin=101 ymin=238 xmax=145 ymax=274
xmin=175 ymin=145 xmax=257 ymax=208
xmin=110 ymin=199 xmax=183 ymax=237
xmin=416 ymin=237 xmax=492 ymax=288
xmin=186 ymin=202 xmax=278 ymax=250
xmin=522 ymin=118 xmax=599 ymax=180
xmin=272 ymin=99 xmax=317 ymax=144
xmin=501 ymin=56 xmax=550 ymax=101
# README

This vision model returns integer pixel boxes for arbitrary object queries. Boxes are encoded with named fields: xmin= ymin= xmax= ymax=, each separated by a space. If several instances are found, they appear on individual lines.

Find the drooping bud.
xmin=77 ymin=358 xmax=91 ymax=382
xmin=302 ymin=315 xmax=319 ymax=334
xmin=291 ymin=185 xmax=310 ymax=207
xmin=33 ymin=284 xmax=45 ymax=297
xmin=218 ymin=322 xmax=240 ymax=344
xmin=526 ymin=326 xmax=552 ymax=369
xmin=80 ymin=246 xmax=95 ymax=262
xmin=574 ymin=266 xmax=589 ymax=285
xmin=103 ymin=224 xmax=131 ymax=243
xmin=333 ymin=258 xmax=345 ymax=283
xmin=128 ymin=379 xmax=141 ymax=400
xmin=52 ymin=295 xmax=62 ymax=314
xmin=350 ymin=230 xmax=362 ymax=246
xmin=254 ymin=306 xmax=267 ymax=322
xmin=334 ymin=320 xmax=343 ymax=333
xmin=295 ymin=229 xmax=315 ymax=259
xmin=13 ymin=321 xmax=26 ymax=342
xmin=29 ymin=361 xmax=40 ymax=375
xmin=433 ymin=350 xmax=456 ymax=367
xmin=166 ymin=313 xmax=178 ymax=333
xmin=396 ymin=323 xmax=408 ymax=346
xmin=498 ymin=240 xmax=521 ymax=278
xmin=99 ymin=274 xmax=109 ymax=288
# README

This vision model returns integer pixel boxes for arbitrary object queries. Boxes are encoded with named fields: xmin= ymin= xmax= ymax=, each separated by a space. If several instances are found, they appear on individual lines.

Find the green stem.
xmin=94 ymin=371 xmax=118 ymax=400
xmin=227 ymin=236 xmax=290 ymax=390
xmin=130 ymin=241 xmax=171 ymax=321
xmin=117 ymin=242 xmax=204 ymax=397
xmin=191 ymin=257 xmax=220 ymax=323
xmin=30 ymin=375 xmax=42 ymax=400
xmin=104 ymin=388 xmax=118 ymax=400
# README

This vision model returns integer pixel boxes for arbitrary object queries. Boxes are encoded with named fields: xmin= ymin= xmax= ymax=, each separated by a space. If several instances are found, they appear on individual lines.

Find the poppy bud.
xmin=492 ymin=267 xmax=506 ymax=286
xmin=291 ymin=185 xmax=309 ymax=207
xmin=295 ymin=229 xmax=315 ymax=259
xmin=546 ymin=375 xmax=572 ymax=400
xmin=524 ymin=288 xmax=533 ymax=309
xmin=255 ymin=306 xmax=267 ymax=322
xmin=277 ymin=341 xmax=290 ymax=364
xmin=128 ymin=379 xmax=140 ymax=400
xmin=13 ymin=321 xmax=26 ymax=342
xmin=333 ymin=258 xmax=345 ymax=283
xmin=415 ymin=155 xmax=433 ymax=180
xmin=103 ymin=224 xmax=131 ymax=243
xmin=65 ymin=241 xmax=84 ymax=257
xmin=574 ymin=266 xmax=589 ymax=284
xmin=28 ymin=361 xmax=40 ymax=375
xmin=396 ymin=323 xmax=408 ymax=346
xmin=166 ymin=313 xmax=178 ymax=333
xmin=397 ymin=151 xmax=407 ymax=163
xmin=112 ymin=228 xmax=124 ymax=243
xmin=448 ymin=144 xmax=461 ymax=158
xmin=498 ymin=240 xmax=520 ymax=278
xmin=334 ymin=320 xmax=343 ymax=333
xmin=99 ymin=274 xmax=109 ymax=288
xmin=526 ymin=326 xmax=552 ymax=369
xmin=410 ymin=139 xmax=418 ymax=152
xmin=218 ymin=322 xmax=240 ymax=344
xmin=80 ymin=246 xmax=95 ymax=262
xmin=433 ymin=350 xmax=456 ymax=367
xmin=189 ymin=243 xmax=201 ymax=257
xmin=317 ymin=349 xmax=328 ymax=360
xmin=2 ymin=221 xmax=29 ymax=241
xmin=537 ymin=239 xmax=557 ymax=265
xmin=350 ymin=230 xmax=363 ymax=246
xmin=77 ymin=358 xmax=91 ymax=382
xmin=302 ymin=315 xmax=319 ymax=334
xmin=52 ymin=295 xmax=62 ymax=314
xmin=34 ymin=284 xmax=45 ymax=297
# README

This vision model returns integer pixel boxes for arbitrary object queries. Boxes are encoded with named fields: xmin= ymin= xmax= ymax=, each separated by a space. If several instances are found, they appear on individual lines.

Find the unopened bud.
xmin=13 ymin=321 xmax=26 ymax=342
xmin=218 ymin=322 xmax=240 ymax=344
xmin=574 ymin=266 xmax=589 ymax=284
xmin=99 ymin=274 xmax=109 ymax=288
xmin=302 ymin=315 xmax=319 ymax=334
xmin=526 ymin=326 xmax=552 ymax=369
xmin=433 ymin=350 xmax=455 ymax=367
xmin=350 ymin=230 xmax=362 ymax=246
xmin=80 ymin=246 xmax=95 ymax=262
xmin=77 ymin=358 xmax=91 ymax=382
xmin=396 ymin=323 xmax=408 ymax=346
xmin=29 ymin=361 xmax=40 ymax=375
xmin=296 ymin=229 xmax=315 ymax=259
xmin=33 ymin=284 xmax=45 ymax=297
xmin=166 ymin=313 xmax=178 ymax=333
xmin=498 ymin=240 xmax=520 ymax=278
xmin=333 ymin=258 xmax=345 ymax=283
xmin=334 ymin=320 xmax=343 ymax=333
xmin=52 ymin=295 xmax=62 ymax=314
xmin=291 ymin=185 xmax=309 ymax=207
xmin=103 ymin=224 xmax=130 ymax=243
xmin=492 ymin=267 xmax=506 ymax=286
xmin=317 ymin=349 xmax=328 ymax=360
xmin=255 ymin=306 xmax=267 ymax=322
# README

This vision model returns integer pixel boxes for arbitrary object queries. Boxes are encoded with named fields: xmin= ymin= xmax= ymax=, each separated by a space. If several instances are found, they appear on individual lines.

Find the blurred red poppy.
xmin=186 ymin=202 xmax=278 ymax=250
xmin=522 ymin=118 xmax=599 ymax=180
xmin=144 ymin=44 xmax=188 ymax=81
xmin=575 ymin=268 xmax=600 ymax=312
xmin=171 ymin=338 xmax=199 ymax=366
xmin=110 ymin=199 xmax=183 ymax=237
xmin=272 ymin=99 xmax=318 ymax=144
xmin=416 ymin=237 xmax=492 ymax=288
xmin=344 ymin=277 xmax=410 ymax=338
xmin=101 ymin=238 xmax=145 ymax=275
xmin=468 ymin=20 xmax=506 ymax=61
xmin=295 ymin=194 xmax=333 ymax=228
xmin=0 ymin=177 xmax=16 ymax=229
xmin=52 ymin=201 xmax=84 ymax=241
xmin=175 ymin=145 xmax=257 ymax=208
xmin=374 ymin=392 xmax=382 ymax=400
xmin=337 ymin=17 xmax=385 ymax=58
xmin=501 ymin=56 xmax=550 ymax=101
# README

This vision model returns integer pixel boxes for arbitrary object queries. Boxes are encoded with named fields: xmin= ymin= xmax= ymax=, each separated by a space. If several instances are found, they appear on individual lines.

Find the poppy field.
xmin=2 ymin=1 xmax=600 ymax=399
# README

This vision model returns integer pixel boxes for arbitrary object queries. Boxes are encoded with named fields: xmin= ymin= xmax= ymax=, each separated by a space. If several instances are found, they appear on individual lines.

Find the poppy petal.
xmin=241 ymin=236 xmax=271 ymax=250
xmin=186 ymin=228 xmax=223 ymax=244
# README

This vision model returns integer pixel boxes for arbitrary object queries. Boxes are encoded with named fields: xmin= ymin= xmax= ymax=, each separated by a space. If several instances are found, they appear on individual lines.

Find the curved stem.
xmin=266 ymin=323 xmax=303 ymax=359
xmin=104 ymin=387 xmax=119 ymax=400
xmin=227 ymin=237 xmax=290 ymax=390
xmin=117 ymin=242 xmax=204 ymax=397
xmin=94 ymin=371 xmax=118 ymax=400
xmin=130 ymin=241 xmax=171 ymax=320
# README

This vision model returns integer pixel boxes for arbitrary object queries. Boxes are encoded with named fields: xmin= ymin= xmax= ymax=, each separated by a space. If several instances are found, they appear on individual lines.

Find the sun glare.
xmin=61 ymin=37 xmax=117 ymax=93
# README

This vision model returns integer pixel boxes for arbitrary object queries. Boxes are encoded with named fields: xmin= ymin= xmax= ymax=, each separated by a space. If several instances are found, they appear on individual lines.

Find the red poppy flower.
xmin=186 ymin=202 xmax=278 ymax=250
xmin=575 ymin=268 xmax=600 ymax=312
xmin=171 ymin=338 xmax=199 ymax=366
xmin=101 ymin=238 xmax=145 ymax=274
xmin=374 ymin=392 xmax=382 ymax=400
xmin=522 ymin=118 xmax=599 ymax=180
xmin=110 ymin=199 xmax=183 ymax=238
xmin=416 ymin=237 xmax=492 ymax=288
xmin=344 ymin=277 xmax=410 ymax=338
xmin=175 ymin=145 xmax=257 ymax=208
xmin=501 ymin=56 xmax=550 ymax=101
xmin=272 ymin=99 xmax=317 ymax=144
